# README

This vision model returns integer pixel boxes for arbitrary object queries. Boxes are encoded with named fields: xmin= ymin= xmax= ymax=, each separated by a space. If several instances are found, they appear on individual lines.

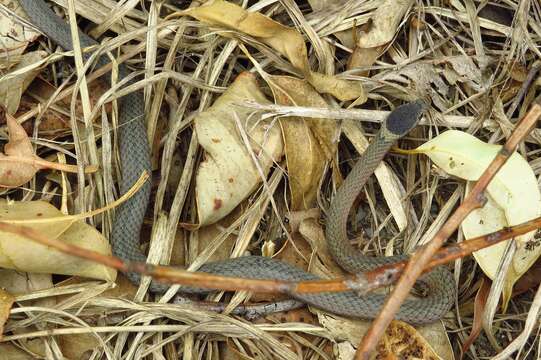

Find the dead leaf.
xmin=0 ymin=0 xmax=41 ymax=69
xmin=0 ymin=288 xmax=14 ymax=340
xmin=0 ymin=50 xmax=46 ymax=114
xmin=513 ymin=255 xmax=541 ymax=296
xmin=0 ymin=199 xmax=116 ymax=281
xmin=58 ymin=333 xmax=100 ymax=359
xmin=357 ymin=0 xmax=415 ymax=48
xmin=0 ymin=113 xmax=42 ymax=187
xmin=0 ymin=268 xmax=55 ymax=312
xmin=15 ymin=77 xmax=111 ymax=136
xmin=378 ymin=62 xmax=451 ymax=111
xmin=347 ymin=0 xmax=413 ymax=69
xmin=461 ymin=277 xmax=490 ymax=359
xmin=376 ymin=321 xmax=445 ymax=360
xmin=196 ymin=206 xmax=241 ymax=262
xmin=0 ymin=343 xmax=34 ymax=360
xmin=347 ymin=45 xmax=385 ymax=72
xmin=183 ymin=0 xmax=365 ymax=102
xmin=287 ymin=208 xmax=320 ymax=233
xmin=319 ymin=314 xmax=454 ymax=360
xmin=297 ymin=216 xmax=344 ymax=277
xmin=270 ymin=76 xmax=337 ymax=210
xmin=444 ymin=56 xmax=483 ymax=92
xmin=195 ymin=72 xmax=283 ymax=226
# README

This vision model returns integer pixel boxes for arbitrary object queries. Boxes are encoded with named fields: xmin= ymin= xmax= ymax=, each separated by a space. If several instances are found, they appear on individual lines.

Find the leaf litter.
xmin=1 ymin=0 xmax=541 ymax=359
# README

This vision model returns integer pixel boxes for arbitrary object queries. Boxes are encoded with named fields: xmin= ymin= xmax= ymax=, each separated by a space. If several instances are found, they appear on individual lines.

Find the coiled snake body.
xmin=20 ymin=0 xmax=455 ymax=324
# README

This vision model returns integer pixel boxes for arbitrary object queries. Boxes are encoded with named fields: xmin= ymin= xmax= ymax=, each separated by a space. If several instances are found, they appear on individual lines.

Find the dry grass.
xmin=2 ymin=0 xmax=541 ymax=359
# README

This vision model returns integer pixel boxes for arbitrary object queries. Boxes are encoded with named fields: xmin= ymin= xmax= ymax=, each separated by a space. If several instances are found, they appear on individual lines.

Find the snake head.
xmin=386 ymin=99 xmax=426 ymax=137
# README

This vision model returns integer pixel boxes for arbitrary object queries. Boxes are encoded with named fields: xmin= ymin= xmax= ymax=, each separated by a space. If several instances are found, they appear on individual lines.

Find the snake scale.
xmin=20 ymin=0 xmax=455 ymax=324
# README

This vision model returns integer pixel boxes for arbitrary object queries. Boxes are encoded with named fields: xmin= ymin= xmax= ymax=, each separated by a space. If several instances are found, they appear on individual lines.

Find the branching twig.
xmin=355 ymin=99 xmax=541 ymax=359
xmin=294 ymin=215 xmax=541 ymax=294
xmin=3 ymin=201 xmax=541 ymax=299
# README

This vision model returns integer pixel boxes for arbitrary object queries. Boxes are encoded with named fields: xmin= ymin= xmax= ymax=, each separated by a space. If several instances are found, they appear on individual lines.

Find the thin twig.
xmin=3 ymin=198 xmax=541 ymax=298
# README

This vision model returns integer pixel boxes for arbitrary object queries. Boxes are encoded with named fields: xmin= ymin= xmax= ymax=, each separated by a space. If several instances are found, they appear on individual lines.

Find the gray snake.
xmin=20 ymin=0 xmax=455 ymax=324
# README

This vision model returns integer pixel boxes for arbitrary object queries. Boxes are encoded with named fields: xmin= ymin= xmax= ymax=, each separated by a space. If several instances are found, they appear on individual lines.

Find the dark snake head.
xmin=386 ymin=100 xmax=426 ymax=137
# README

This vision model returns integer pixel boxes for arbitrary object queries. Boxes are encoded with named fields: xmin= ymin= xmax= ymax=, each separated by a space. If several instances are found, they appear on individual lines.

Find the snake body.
xmin=20 ymin=0 xmax=455 ymax=324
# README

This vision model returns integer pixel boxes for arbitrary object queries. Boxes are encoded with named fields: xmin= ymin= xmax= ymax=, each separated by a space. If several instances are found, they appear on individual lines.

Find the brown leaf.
xmin=356 ymin=0 xmax=415 ymax=48
xmin=15 ymin=77 xmax=111 ymax=136
xmin=298 ymin=217 xmax=344 ymax=277
xmin=0 ymin=343 xmax=34 ymax=360
xmin=513 ymin=257 xmax=541 ymax=296
xmin=183 ymin=0 xmax=365 ymax=102
xmin=0 ymin=288 xmax=14 ymax=340
xmin=58 ymin=333 xmax=100 ymax=359
xmin=347 ymin=45 xmax=385 ymax=72
xmin=270 ymin=76 xmax=337 ymax=210
xmin=287 ymin=208 xmax=320 ymax=233
xmin=461 ymin=277 xmax=491 ymax=359
xmin=0 ymin=113 xmax=42 ymax=187
xmin=348 ymin=0 xmax=414 ymax=70
xmin=376 ymin=321 xmax=443 ymax=359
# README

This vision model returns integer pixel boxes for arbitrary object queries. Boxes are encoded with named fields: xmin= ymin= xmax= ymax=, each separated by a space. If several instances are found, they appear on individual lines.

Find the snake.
xmin=20 ymin=0 xmax=455 ymax=324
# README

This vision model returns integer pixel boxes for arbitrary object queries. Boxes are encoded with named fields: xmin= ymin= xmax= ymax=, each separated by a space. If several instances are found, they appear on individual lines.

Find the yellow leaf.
xmin=195 ymin=72 xmax=283 ymax=225
xmin=0 ymin=200 xmax=116 ymax=281
xmin=416 ymin=130 xmax=541 ymax=308
xmin=416 ymin=130 xmax=541 ymax=245
xmin=183 ymin=0 xmax=365 ymax=102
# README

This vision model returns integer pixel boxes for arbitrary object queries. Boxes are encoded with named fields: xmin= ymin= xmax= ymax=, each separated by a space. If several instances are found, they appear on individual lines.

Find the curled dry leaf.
xmin=0 ymin=288 xmax=14 ymax=340
xmin=0 ymin=113 xmax=43 ymax=187
xmin=348 ymin=0 xmax=414 ymax=69
xmin=195 ymin=72 xmax=283 ymax=225
xmin=318 ymin=315 xmax=453 ymax=360
xmin=0 ymin=114 xmax=96 ymax=187
xmin=183 ymin=0 xmax=365 ymax=102
xmin=0 ymin=50 xmax=46 ymax=114
xmin=376 ymin=321 xmax=447 ymax=360
xmin=461 ymin=276 xmax=491 ymax=358
xmin=0 ymin=0 xmax=41 ymax=69
xmin=356 ymin=0 xmax=415 ymax=48
xmin=0 ymin=199 xmax=116 ymax=281
xmin=270 ymin=76 xmax=337 ymax=210
xmin=415 ymin=130 xmax=541 ymax=307
xmin=297 ymin=215 xmax=344 ymax=277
